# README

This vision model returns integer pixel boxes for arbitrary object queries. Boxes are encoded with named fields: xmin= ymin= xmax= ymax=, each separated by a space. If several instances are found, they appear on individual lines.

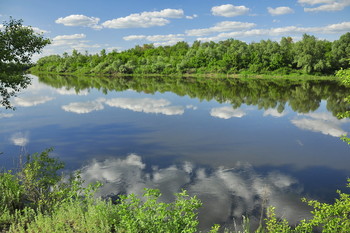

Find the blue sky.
xmin=1 ymin=0 xmax=350 ymax=60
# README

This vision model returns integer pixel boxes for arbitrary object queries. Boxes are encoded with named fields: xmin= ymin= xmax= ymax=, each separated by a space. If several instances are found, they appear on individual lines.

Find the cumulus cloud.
xmin=291 ymin=112 xmax=349 ymax=137
xmin=13 ymin=96 xmax=54 ymax=107
xmin=123 ymin=33 xmax=185 ymax=46
xmin=124 ymin=34 xmax=185 ymax=42
xmin=186 ymin=21 xmax=256 ymax=37
xmin=51 ymin=34 xmax=87 ymax=47
xmin=49 ymin=33 xmax=101 ymax=52
xmin=78 ymin=155 xmax=308 ymax=228
xmin=31 ymin=26 xmax=49 ymax=34
xmin=55 ymin=14 xmax=102 ymax=29
xmin=186 ymin=14 xmax=198 ymax=20
xmin=102 ymin=9 xmax=184 ymax=29
xmin=10 ymin=132 xmax=29 ymax=147
xmin=298 ymin=0 xmax=350 ymax=12
xmin=210 ymin=106 xmax=246 ymax=119
xmin=268 ymin=6 xmax=295 ymax=16
xmin=62 ymin=99 xmax=105 ymax=114
xmin=196 ymin=21 xmax=350 ymax=42
xmin=211 ymin=4 xmax=249 ymax=17
xmin=105 ymin=98 xmax=185 ymax=116
xmin=53 ymin=34 xmax=86 ymax=40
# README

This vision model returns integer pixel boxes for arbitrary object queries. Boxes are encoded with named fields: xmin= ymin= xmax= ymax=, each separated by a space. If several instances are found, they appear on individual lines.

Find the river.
xmin=1 ymin=74 xmax=349 ymax=231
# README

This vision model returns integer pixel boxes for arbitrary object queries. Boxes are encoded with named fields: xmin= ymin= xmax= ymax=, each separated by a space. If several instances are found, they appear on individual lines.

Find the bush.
xmin=0 ymin=149 xmax=202 ymax=233
xmin=265 ymin=179 xmax=350 ymax=233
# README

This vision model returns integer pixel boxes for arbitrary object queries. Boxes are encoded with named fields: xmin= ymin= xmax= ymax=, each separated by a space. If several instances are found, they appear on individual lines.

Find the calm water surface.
xmin=1 ymin=74 xmax=349 ymax=230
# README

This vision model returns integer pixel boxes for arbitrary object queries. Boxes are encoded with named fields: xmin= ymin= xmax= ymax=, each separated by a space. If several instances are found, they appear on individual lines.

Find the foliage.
xmin=0 ymin=17 xmax=50 ymax=109
xmin=0 ymin=149 xmax=202 ymax=233
xmin=336 ymin=67 xmax=350 ymax=144
xmin=114 ymin=189 xmax=201 ymax=233
xmin=31 ymin=33 xmax=350 ymax=76
xmin=264 ymin=179 xmax=350 ymax=233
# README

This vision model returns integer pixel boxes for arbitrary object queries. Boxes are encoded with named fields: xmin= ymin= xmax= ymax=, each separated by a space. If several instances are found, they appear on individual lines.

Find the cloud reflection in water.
xmin=79 ymin=154 xmax=310 ymax=230
xmin=291 ymin=112 xmax=349 ymax=137
xmin=13 ymin=96 xmax=54 ymax=107
xmin=10 ymin=132 xmax=29 ymax=147
xmin=105 ymin=98 xmax=185 ymax=115
xmin=62 ymin=98 xmax=105 ymax=114
xmin=210 ymin=106 xmax=246 ymax=119
xmin=61 ymin=97 xmax=187 ymax=116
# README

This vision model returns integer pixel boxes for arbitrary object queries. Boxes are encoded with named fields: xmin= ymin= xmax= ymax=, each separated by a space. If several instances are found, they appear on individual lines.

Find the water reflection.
xmin=56 ymin=88 xmax=88 ymax=96
xmin=10 ymin=132 xmax=29 ymax=147
xmin=263 ymin=108 xmax=287 ymax=118
xmin=79 ymin=154 xmax=311 ymax=231
xmin=1 ymin=74 xmax=349 ymax=231
xmin=62 ymin=98 xmax=105 ymax=114
xmin=105 ymin=98 xmax=185 ymax=115
xmin=291 ymin=112 xmax=349 ymax=137
xmin=37 ymin=74 xmax=350 ymax=116
xmin=210 ymin=106 xmax=246 ymax=119
xmin=0 ymin=113 xmax=14 ymax=118
xmin=13 ymin=96 xmax=54 ymax=107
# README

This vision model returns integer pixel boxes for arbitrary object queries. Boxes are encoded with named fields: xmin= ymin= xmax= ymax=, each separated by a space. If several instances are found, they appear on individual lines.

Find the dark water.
xmin=1 ymin=74 xmax=349 ymax=231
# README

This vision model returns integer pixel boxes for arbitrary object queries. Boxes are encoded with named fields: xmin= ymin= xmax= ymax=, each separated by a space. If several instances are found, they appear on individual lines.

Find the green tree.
xmin=0 ymin=18 xmax=50 ymax=109
xmin=332 ymin=32 xmax=350 ymax=70
xmin=294 ymin=34 xmax=332 ymax=74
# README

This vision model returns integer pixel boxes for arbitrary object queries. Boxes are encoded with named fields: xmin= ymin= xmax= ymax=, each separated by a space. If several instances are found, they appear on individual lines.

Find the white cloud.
xmin=197 ymin=21 xmax=350 ymax=41
xmin=102 ymin=9 xmax=184 ymax=29
xmin=105 ymin=98 xmax=185 ymax=115
xmin=48 ymin=33 xmax=101 ymax=54
xmin=13 ymin=96 xmax=54 ymax=107
xmin=10 ymin=132 xmax=29 ymax=147
xmin=186 ymin=21 xmax=256 ymax=37
xmin=124 ymin=34 xmax=185 ymax=42
xmin=291 ymin=112 xmax=349 ymax=137
xmin=51 ymin=34 xmax=87 ymax=47
xmin=123 ymin=33 xmax=185 ymax=46
xmin=211 ymin=4 xmax=250 ymax=17
xmin=186 ymin=14 xmax=198 ymax=20
xmin=268 ymin=7 xmax=295 ymax=16
xmin=210 ymin=106 xmax=246 ymax=119
xmin=123 ymin=35 xmax=147 ymax=41
xmin=55 ymin=14 xmax=102 ymax=29
xmin=53 ymin=34 xmax=86 ymax=40
xmin=62 ymin=99 xmax=105 ymax=114
xmin=298 ymin=0 xmax=334 ymax=4
xmin=31 ymin=26 xmax=49 ymax=34
xmin=298 ymin=0 xmax=350 ymax=12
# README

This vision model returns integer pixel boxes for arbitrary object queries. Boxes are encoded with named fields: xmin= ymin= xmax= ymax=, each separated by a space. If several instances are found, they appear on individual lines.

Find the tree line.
xmin=32 ymin=33 xmax=350 ymax=76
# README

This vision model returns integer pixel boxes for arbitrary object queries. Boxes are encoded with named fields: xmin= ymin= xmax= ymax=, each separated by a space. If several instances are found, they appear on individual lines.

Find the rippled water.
xmin=1 ymin=74 xmax=349 ymax=231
